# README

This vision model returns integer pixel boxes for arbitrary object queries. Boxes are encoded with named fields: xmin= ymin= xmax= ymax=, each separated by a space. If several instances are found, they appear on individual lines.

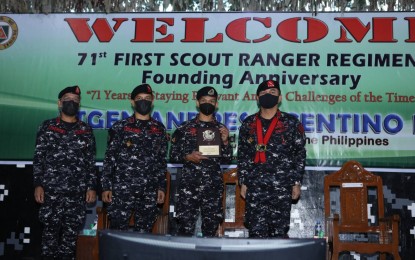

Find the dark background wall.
xmin=0 ymin=165 xmax=414 ymax=259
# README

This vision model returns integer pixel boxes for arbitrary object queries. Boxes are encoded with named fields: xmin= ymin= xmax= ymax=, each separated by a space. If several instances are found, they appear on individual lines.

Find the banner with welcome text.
xmin=0 ymin=13 xmax=414 ymax=167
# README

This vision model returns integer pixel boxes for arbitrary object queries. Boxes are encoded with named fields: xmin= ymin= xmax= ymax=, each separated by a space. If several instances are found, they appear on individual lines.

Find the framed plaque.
xmin=197 ymin=128 xmax=221 ymax=157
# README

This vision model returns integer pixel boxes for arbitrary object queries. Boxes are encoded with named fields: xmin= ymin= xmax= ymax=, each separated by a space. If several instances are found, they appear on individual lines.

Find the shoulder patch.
xmin=298 ymin=124 xmax=305 ymax=134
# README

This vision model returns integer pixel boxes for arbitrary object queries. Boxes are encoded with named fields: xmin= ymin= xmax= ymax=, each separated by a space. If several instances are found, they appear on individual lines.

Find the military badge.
xmin=256 ymin=144 xmax=267 ymax=152
xmin=202 ymin=129 xmax=216 ymax=142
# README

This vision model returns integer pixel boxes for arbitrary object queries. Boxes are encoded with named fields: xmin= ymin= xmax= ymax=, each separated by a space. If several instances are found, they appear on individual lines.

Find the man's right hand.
xmin=34 ymin=186 xmax=44 ymax=204
xmin=185 ymin=151 xmax=209 ymax=164
xmin=102 ymin=191 xmax=112 ymax=203
xmin=240 ymin=184 xmax=247 ymax=199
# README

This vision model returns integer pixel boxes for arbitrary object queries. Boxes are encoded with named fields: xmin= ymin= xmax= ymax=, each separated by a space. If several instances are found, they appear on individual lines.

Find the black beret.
xmin=58 ymin=85 xmax=81 ymax=99
xmin=196 ymin=86 xmax=218 ymax=100
xmin=256 ymin=80 xmax=280 ymax=96
xmin=131 ymin=84 xmax=153 ymax=100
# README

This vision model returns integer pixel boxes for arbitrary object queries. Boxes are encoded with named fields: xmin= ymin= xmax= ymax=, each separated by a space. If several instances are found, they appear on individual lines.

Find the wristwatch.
xmin=294 ymin=181 xmax=301 ymax=186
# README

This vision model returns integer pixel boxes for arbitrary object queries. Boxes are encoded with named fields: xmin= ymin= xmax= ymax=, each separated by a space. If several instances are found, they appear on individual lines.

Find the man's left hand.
xmin=219 ymin=126 xmax=229 ymax=145
xmin=86 ymin=190 xmax=97 ymax=203
xmin=157 ymin=190 xmax=165 ymax=204
xmin=292 ymin=185 xmax=301 ymax=200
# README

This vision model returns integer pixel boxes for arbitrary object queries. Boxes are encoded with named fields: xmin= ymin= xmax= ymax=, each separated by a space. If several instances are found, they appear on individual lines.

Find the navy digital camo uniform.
xmin=238 ymin=110 xmax=306 ymax=238
xmin=101 ymin=116 xmax=167 ymax=231
xmin=33 ymin=117 xmax=96 ymax=258
xmin=170 ymin=115 xmax=232 ymax=237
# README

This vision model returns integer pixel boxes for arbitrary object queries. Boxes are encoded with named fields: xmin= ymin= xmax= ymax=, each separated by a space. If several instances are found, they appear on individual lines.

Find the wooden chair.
xmin=219 ymin=168 xmax=247 ymax=237
xmin=152 ymin=171 xmax=171 ymax=234
xmin=97 ymin=171 xmax=171 ymax=233
xmin=78 ymin=172 xmax=171 ymax=260
xmin=324 ymin=161 xmax=400 ymax=260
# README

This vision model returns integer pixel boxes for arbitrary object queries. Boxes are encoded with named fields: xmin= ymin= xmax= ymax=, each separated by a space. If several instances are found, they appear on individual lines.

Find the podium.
xmin=99 ymin=230 xmax=326 ymax=260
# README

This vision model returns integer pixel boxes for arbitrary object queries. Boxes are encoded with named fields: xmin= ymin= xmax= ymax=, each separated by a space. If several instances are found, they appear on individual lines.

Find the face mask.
xmin=199 ymin=103 xmax=215 ymax=116
xmin=61 ymin=101 xmax=79 ymax=116
xmin=258 ymin=93 xmax=279 ymax=109
xmin=134 ymin=100 xmax=152 ymax=115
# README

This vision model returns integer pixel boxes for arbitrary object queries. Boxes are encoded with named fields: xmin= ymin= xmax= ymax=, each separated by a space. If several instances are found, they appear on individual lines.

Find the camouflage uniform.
xmin=33 ymin=117 xmax=96 ymax=259
xmin=170 ymin=115 xmax=232 ymax=237
xmin=238 ymin=111 xmax=306 ymax=238
xmin=101 ymin=116 xmax=167 ymax=232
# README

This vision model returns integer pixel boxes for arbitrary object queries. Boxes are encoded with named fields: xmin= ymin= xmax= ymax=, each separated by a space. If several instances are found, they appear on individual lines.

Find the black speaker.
xmin=99 ymin=230 xmax=326 ymax=260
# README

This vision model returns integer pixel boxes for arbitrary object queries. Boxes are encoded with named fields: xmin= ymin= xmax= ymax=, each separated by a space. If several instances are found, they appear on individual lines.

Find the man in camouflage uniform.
xmin=33 ymin=86 xmax=97 ymax=260
xmin=170 ymin=86 xmax=232 ymax=237
xmin=238 ymin=80 xmax=306 ymax=238
xmin=101 ymin=84 xmax=167 ymax=232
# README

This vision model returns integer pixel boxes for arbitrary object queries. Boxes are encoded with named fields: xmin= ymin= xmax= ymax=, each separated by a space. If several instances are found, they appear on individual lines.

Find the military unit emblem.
xmin=202 ymin=129 xmax=215 ymax=142
xmin=0 ymin=16 xmax=18 ymax=50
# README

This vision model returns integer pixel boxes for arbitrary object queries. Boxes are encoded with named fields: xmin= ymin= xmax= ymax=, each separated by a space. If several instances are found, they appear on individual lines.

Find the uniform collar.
xmin=56 ymin=117 xmax=79 ymax=125
xmin=257 ymin=110 xmax=281 ymax=121
xmin=195 ymin=113 xmax=217 ymax=124
xmin=128 ymin=115 xmax=152 ymax=124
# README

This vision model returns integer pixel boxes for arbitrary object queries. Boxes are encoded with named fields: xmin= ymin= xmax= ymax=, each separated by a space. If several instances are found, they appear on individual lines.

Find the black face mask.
xmin=258 ymin=94 xmax=279 ymax=109
xmin=61 ymin=101 xmax=79 ymax=116
xmin=199 ymin=103 xmax=215 ymax=116
xmin=134 ymin=100 xmax=152 ymax=115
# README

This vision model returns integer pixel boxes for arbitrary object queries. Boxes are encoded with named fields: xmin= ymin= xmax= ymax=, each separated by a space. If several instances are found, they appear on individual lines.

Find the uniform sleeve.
xmin=85 ymin=127 xmax=97 ymax=191
xmin=33 ymin=123 xmax=47 ymax=188
xmin=289 ymin=121 xmax=306 ymax=185
xmin=220 ymin=125 xmax=232 ymax=164
xmin=169 ymin=127 xmax=188 ymax=163
xmin=155 ymin=126 xmax=168 ymax=191
xmin=237 ymin=120 xmax=255 ymax=187
xmin=101 ymin=124 xmax=122 ymax=191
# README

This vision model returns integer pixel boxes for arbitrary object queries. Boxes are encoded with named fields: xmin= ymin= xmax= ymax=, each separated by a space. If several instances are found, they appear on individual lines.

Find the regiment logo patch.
xmin=0 ymin=16 xmax=18 ymax=50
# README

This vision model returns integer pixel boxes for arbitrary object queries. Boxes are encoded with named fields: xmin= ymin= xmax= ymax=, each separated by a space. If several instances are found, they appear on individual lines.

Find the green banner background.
xmin=0 ymin=13 xmax=414 ymax=167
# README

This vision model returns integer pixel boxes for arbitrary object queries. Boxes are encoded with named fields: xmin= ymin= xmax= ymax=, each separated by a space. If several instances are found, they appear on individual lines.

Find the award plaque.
xmin=197 ymin=128 xmax=221 ymax=157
